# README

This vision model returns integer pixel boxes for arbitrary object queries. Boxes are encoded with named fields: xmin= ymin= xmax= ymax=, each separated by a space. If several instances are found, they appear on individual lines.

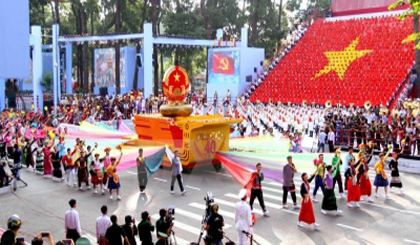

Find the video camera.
xmin=204 ymin=192 xmax=214 ymax=218
xmin=167 ymin=205 xmax=175 ymax=224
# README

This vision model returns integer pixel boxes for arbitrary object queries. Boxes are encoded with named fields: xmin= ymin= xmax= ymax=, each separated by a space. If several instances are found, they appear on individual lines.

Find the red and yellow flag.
xmin=212 ymin=53 xmax=235 ymax=75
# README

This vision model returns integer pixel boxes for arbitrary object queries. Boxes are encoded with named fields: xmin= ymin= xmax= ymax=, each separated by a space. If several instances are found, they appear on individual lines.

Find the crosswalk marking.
xmin=214 ymin=198 xmax=264 ymax=216
xmin=189 ymin=202 xmax=236 ymax=219
xmin=151 ymin=214 xmax=201 ymax=235
xmin=175 ymin=207 xmax=232 ymax=229
xmin=224 ymin=193 xmax=283 ymax=209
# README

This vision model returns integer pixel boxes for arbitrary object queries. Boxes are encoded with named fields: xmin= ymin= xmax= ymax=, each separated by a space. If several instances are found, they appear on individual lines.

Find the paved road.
xmin=1 ymin=161 xmax=420 ymax=245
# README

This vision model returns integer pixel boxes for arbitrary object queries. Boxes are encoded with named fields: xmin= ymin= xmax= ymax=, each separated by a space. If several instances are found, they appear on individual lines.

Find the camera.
xmin=167 ymin=205 xmax=175 ymax=223
xmin=204 ymin=192 xmax=214 ymax=217
xmin=41 ymin=231 xmax=50 ymax=237
xmin=16 ymin=237 xmax=25 ymax=245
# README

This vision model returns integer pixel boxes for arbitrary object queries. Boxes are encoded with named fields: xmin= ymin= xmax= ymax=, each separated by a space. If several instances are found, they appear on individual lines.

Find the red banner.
xmin=212 ymin=54 xmax=235 ymax=75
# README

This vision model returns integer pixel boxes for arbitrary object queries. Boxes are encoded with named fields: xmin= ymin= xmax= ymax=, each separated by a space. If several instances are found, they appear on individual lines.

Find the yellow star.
xmin=312 ymin=37 xmax=372 ymax=80
xmin=174 ymin=73 xmax=180 ymax=82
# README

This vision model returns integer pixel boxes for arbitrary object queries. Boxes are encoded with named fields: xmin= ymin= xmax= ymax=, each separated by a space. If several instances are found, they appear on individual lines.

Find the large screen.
xmin=208 ymin=49 xmax=240 ymax=84
xmin=95 ymin=48 xmax=126 ymax=88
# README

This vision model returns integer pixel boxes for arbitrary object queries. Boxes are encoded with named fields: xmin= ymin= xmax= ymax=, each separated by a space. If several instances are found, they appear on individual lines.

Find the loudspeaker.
xmin=136 ymin=54 xmax=143 ymax=68
xmin=254 ymin=67 xmax=257 ymax=73
xmin=246 ymin=75 xmax=252 ymax=82
xmin=99 ymin=87 xmax=108 ymax=96
xmin=260 ymin=61 xmax=263 ymax=66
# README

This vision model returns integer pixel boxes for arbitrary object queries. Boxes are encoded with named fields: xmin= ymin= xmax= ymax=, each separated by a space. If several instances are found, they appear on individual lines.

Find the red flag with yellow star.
xmin=212 ymin=53 xmax=235 ymax=75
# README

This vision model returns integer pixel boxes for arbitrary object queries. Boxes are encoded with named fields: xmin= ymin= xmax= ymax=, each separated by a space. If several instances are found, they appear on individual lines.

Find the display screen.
xmin=95 ymin=48 xmax=126 ymax=88
xmin=208 ymin=49 xmax=240 ymax=84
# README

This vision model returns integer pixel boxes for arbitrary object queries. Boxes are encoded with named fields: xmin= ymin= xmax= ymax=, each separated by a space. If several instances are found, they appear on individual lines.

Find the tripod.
xmin=192 ymin=207 xmax=209 ymax=245
xmin=3 ymin=155 xmax=28 ymax=191
xmin=242 ymin=231 xmax=261 ymax=245
xmin=168 ymin=230 xmax=177 ymax=245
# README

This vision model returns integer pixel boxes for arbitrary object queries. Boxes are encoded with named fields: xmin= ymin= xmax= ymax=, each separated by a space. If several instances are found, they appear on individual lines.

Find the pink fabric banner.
xmin=332 ymin=0 xmax=405 ymax=13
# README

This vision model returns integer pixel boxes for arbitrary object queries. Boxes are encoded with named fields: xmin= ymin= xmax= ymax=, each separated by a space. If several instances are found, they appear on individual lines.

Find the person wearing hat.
xmin=138 ymin=211 xmax=154 ymax=245
xmin=235 ymin=189 xmax=253 ymax=245
xmin=0 ymin=214 xmax=21 ymax=245
xmin=100 ymin=147 xmax=112 ymax=190
xmin=106 ymin=149 xmax=123 ymax=200
xmin=374 ymin=150 xmax=391 ymax=199
xmin=170 ymin=149 xmax=186 ymax=195
xmin=90 ymin=153 xmax=105 ymax=194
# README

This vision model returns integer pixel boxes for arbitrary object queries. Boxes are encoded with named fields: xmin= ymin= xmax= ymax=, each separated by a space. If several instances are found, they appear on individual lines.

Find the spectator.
xmin=138 ymin=211 xmax=154 ymax=245
xmin=328 ymin=129 xmax=335 ymax=153
xmin=31 ymin=232 xmax=55 ymax=245
xmin=0 ymin=214 xmax=21 ymax=245
xmin=105 ymin=215 xmax=130 ymax=245
xmin=122 ymin=216 xmax=137 ymax=245
xmin=96 ymin=205 xmax=111 ymax=245
xmin=317 ymin=130 xmax=327 ymax=153
xmin=64 ymin=199 xmax=82 ymax=243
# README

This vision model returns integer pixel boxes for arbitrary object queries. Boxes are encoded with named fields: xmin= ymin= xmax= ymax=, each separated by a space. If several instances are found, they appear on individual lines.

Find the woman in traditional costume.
xmin=374 ymin=150 xmax=391 ymax=199
xmin=345 ymin=158 xmax=361 ymax=208
xmin=51 ymin=146 xmax=64 ymax=181
xmin=321 ymin=165 xmax=342 ymax=216
xmin=298 ymin=171 xmax=320 ymax=229
xmin=42 ymin=143 xmax=53 ymax=177
xmin=137 ymin=148 xmax=147 ymax=193
xmin=389 ymin=149 xmax=404 ymax=195
xmin=101 ymin=147 xmax=112 ymax=189
xmin=106 ymin=149 xmax=123 ymax=200
xmin=90 ymin=153 xmax=104 ymax=194
xmin=356 ymin=154 xmax=373 ymax=203
xmin=75 ymin=151 xmax=91 ymax=190
xmin=35 ymin=141 xmax=44 ymax=175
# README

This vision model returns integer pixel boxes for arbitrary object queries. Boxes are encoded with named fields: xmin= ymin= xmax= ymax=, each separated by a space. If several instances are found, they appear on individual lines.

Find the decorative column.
xmin=143 ymin=23 xmax=153 ymax=98
xmin=32 ymin=26 xmax=43 ymax=112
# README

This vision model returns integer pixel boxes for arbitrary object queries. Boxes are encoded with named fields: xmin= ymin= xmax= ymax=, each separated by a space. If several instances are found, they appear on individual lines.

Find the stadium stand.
xmin=249 ymin=15 xmax=415 ymax=107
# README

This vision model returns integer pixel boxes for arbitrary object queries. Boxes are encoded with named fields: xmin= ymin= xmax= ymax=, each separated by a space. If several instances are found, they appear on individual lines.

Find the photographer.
xmin=138 ymin=211 xmax=154 ymax=245
xmin=0 ymin=162 xmax=13 ymax=187
xmin=30 ymin=232 xmax=55 ymax=245
xmin=205 ymin=204 xmax=225 ymax=245
xmin=11 ymin=144 xmax=22 ymax=191
xmin=155 ymin=209 xmax=173 ymax=244
xmin=123 ymin=215 xmax=138 ymax=245
xmin=0 ymin=214 xmax=21 ymax=245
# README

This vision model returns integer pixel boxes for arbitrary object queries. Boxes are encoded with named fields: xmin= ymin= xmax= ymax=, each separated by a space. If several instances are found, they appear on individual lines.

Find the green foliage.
xmin=40 ymin=72 xmax=53 ymax=92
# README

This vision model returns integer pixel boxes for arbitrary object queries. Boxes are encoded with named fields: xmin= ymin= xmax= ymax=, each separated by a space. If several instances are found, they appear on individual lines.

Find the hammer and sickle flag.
xmin=212 ymin=53 xmax=235 ymax=75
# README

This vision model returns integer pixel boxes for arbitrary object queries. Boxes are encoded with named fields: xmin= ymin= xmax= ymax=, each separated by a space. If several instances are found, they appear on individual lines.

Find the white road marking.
xmin=360 ymin=202 xmax=420 ymax=216
xmin=153 ymin=177 xmax=168 ymax=182
xmin=185 ymin=185 xmax=201 ymax=191
xmin=214 ymin=198 xmax=264 ymax=216
xmin=189 ymin=202 xmax=235 ymax=219
xmin=404 ymin=239 xmax=420 ymax=245
xmin=224 ymin=193 xmax=283 ymax=209
xmin=336 ymin=223 xmax=363 ymax=232
xmin=175 ymin=207 xmax=232 ymax=229
xmin=261 ymin=186 xmax=283 ymax=194
xmin=126 ymin=171 xmax=137 ymax=175
xmin=265 ymin=181 xmax=282 ymax=187
xmin=151 ymin=214 xmax=201 ymax=234
xmin=281 ymin=209 xmax=299 ymax=215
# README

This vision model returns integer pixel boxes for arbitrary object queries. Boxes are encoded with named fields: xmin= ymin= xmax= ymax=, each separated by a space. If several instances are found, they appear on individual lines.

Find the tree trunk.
xmin=200 ymin=0 xmax=211 ymax=39
xmin=414 ymin=14 xmax=420 ymax=79
xmin=54 ymin=0 xmax=60 ymax=24
xmin=133 ymin=0 xmax=148 ymax=91
xmin=80 ymin=4 xmax=89 ymax=93
xmin=115 ymin=0 xmax=121 ymax=95
xmin=151 ymin=0 xmax=159 ymax=95
xmin=90 ymin=11 xmax=95 ymax=93
xmin=250 ymin=0 xmax=261 ymax=46
xmin=278 ymin=0 xmax=282 ymax=31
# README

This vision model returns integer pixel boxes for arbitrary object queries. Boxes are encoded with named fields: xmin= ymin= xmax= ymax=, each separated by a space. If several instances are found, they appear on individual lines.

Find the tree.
xmin=200 ymin=0 xmax=211 ymax=39
xmin=389 ymin=0 xmax=420 ymax=79
xmin=54 ymin=0 xmax=60 ymax=24
xmin=115 ymin=0 xmax=121 ymax=95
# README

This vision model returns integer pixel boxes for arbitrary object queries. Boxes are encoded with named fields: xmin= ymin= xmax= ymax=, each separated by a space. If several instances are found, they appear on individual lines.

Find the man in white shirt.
xmin=235 ymin=189 xmax=253 ymax=245
xmin=96 ymin=205 xmax=112 ymax=244
xmin=64 ymin=199 xmax=82 ymax=242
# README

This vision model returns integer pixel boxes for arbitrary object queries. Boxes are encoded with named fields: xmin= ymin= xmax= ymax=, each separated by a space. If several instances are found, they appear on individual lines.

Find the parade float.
xmin=132 ymin=65 xmax=242 ymax=171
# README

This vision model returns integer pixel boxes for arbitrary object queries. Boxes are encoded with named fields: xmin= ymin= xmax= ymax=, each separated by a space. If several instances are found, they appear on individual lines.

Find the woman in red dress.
xmin=357 ymin=155 xmax=373 ymax=202
xmin=345 ymin=158 xmax=361 ymax=208
xmin=298 ymin=172 xmax=320 ymax=229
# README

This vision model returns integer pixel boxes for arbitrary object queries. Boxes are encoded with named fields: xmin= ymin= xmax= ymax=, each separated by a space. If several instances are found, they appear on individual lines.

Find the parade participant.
xmin=374 ymin=150 xmax=391 ymax=199
xmin=51 ymin=147 xmax=64 ymax=182
xmin=101 ymin=147 xmax=112 ymax=189
xmin=64 ymin=199 xmax=82 ymax=242
xmin=136 ymin=148 xmax=147 ymax=193
xmin=344 ymin=148 xmax=355 ymax=174
xmin=42 ymin=143 xmax=52 ymax=178
xmin=138 ymin=211 xmax=154 ymax=245
xmin=298 ymin=172 xmax=320 ymax=229
xmin=282 ymin=156 xmax=300 ymax=209
xmin=332 ymin=148 xmax=345 ymax=198
xmin=170 ymin=149 xmax=186 ymax=195
xmin=106 ymin=148 xmax=123 ymax=200
xmin=345 ymin=158 xmax=361 ymax=208
xmin=321 ymin=165 xmax=343 ymax=216
xmin=248 ymin=163 xmax=269 ymax=216
xmin=0 ymin=214 xmax=21 ymax=245
xmin=24 ymin=138 xmax=36 ymax=170
xmin=96 ymin=205 xmax=112 ymax=245
xmin=356 ymin=155 xmax=374 ymax=202
xmin=235 ymin=189 xmax=253 ymax=245
xmin=389 ymin=149 xmax=404 ymax=195
xmin=312 ymin=154 xmax=326 ymax=203
xmin=62 ymin=148 xmax=77 ymax=187
xmin=75 ymin=151 xmax=92 ymax=190
xmin=35 ymin=141 xmax=44 ymax=175
xmin=90 ymin=153 xmax=104 ymax=194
